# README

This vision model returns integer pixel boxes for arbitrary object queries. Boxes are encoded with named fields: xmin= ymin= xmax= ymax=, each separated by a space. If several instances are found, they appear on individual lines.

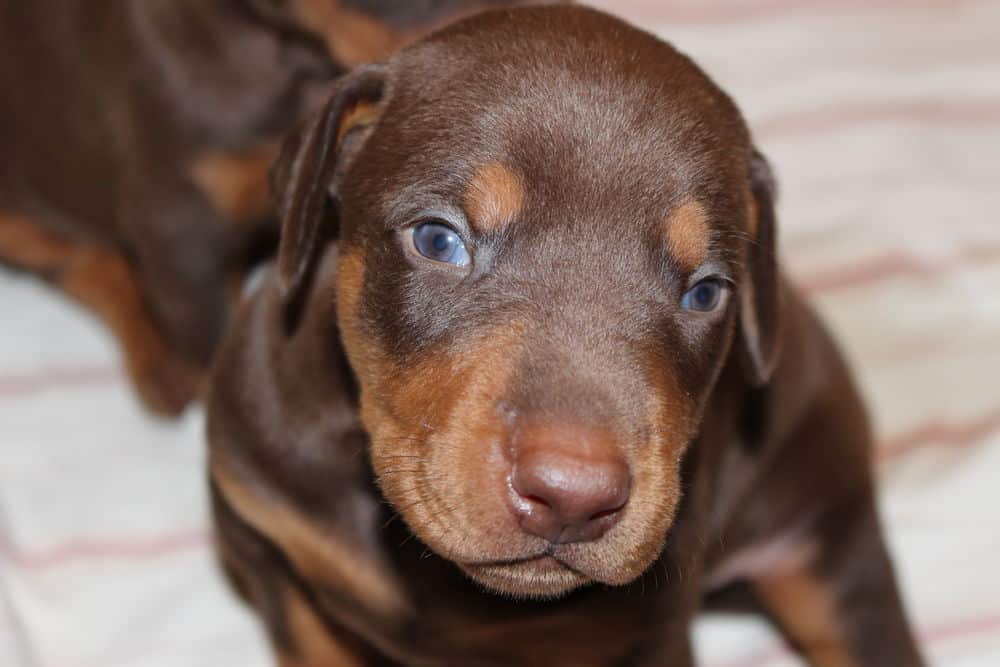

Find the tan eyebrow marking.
xmin=665 ymin=200 xmax=711 ymax=272
xmin=464 ymin=161 xmax=525 ymax=233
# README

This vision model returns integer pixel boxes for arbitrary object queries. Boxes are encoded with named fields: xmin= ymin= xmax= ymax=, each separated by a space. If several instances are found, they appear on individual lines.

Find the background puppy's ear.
xmin=740 ymin=149 xmax=783 ymax=386
xmin=271 ymin=64 xmax=385 ymax=308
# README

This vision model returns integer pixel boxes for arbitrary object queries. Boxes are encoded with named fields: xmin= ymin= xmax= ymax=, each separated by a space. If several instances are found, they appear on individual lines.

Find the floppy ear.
xmin=739 ymin=149 xmax=783 ymax=386
xmin=271 ymin=64 xmax=386 ymax=308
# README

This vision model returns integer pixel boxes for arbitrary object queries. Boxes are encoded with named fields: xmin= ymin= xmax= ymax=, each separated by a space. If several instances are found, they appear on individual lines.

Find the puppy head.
xmin=272 ymin=6 xmax=781 ymax=599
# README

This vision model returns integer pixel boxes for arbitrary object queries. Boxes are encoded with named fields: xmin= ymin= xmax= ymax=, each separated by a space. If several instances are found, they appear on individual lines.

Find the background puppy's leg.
xmin=0 ymin=214 xmax=198 ymax=415
xmin=750 ymin=498 xmax=925 ymax=667
xmin=119 ymin=174 xmax=235 ymax=370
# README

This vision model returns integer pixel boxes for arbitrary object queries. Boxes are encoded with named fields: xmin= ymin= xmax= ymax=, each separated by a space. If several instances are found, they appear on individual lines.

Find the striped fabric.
xmin=1 ymin=1 xmax=998 ymax=665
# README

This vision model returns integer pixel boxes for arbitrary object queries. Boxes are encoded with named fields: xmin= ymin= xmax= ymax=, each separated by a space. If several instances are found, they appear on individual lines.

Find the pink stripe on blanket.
xmin=879 ymin=406 xmax=1000 ymax=463
xmin=603 ymin=0 xmax=985 ymax=25
xmin=0 ymin=529 xmax=209 ymax=571
xmin=0 ymin=364 xmax=121 ymax=398
xmin=797 ymin=242 xmax=1000 ymax=295
xmin=705 ymin=610 xmax=1000 ymax=667
xmin=755 ymin=98 xmax=1000 ymax=140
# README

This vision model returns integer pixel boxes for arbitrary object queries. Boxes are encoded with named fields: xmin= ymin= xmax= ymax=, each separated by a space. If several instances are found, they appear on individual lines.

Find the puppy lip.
xmin=461 ymin=551 xmax=590 ymax=582
xmin=462 ymin=550 xmax=607 ymax=585
xmin=460 ymin=551 xmax=551 ymax=569
xmin=461 ymin=554 xmax=590 ymax=595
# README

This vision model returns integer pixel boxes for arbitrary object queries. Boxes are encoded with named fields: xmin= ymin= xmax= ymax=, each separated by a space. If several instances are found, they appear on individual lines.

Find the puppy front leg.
xmin=0 ymin=214 xmax=199 ymax=415
xmin=622 ymin=559 xmax=703 ymax=667
xmin=628 ymin=632 xmax=695 ymax=667
xmin=277 ymin=584 xmax=372 ymax=667
xmin=211 ymin=479 xmax=376 ymax=667
xmin=750 ymin=499 xmax=925 ymax=667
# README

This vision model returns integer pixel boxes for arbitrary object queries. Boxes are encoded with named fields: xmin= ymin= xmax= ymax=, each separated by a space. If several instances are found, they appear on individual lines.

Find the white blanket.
xmin=2 ymin=1 xmax=998 ymax=664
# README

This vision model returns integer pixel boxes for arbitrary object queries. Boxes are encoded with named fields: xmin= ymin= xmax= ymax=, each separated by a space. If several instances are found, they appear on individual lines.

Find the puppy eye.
xmin=411 ymin=221 xmax=470 ymax=267
xmin=681 ymin=278 xmax=727 ymax=312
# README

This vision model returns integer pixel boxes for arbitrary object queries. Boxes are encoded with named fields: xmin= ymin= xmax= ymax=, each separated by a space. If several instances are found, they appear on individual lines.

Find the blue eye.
xmin=411 ymin=221 xmax=470 ymax=266
xmin=681 ymin=279 xmax=725 ymax=312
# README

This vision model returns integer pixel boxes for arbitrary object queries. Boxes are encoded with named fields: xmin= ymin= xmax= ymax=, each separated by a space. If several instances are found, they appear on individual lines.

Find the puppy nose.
xmin=510 ymin=422 xmax=630 ymax=544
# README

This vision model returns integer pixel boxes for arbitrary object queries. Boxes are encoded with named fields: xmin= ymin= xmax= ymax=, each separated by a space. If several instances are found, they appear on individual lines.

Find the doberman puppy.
xmin=207 ymin=6 xmax=926 ymax=666
xmin=0 ymin=0 xmax=522 ymax=416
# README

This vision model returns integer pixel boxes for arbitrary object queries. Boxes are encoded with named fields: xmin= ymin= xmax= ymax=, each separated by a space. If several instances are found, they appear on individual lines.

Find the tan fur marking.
xmin=334 ymin=242 xmax=532 ymax=569
xmin=464 ymin=162 xmax=525 ymax=233
xmin=325 ymin=8 xmax=406 ymax=65
xmin=336 ymin=101 xmax=379 ymax=146
xmin=367 ymin=322 xmax=529 ymax=566
xmin=190 ymin=143 xmax=279 ymax=223
xmin=753 ymin=559 xmax=859 ymax=667
xmin=279 ymin=585 xmax=365 ymax=667
xmin=747 ymin=188 xmax=760 ymax=238
xmin=293 ymin=1 xmax=501 ymax=66
xmin=292 ymin=1 xmax=406 ymax=66
xmin=0 ymin=214 xmax=199 ymax=415
xmin=0 ymin=213 xmax=79 ymax=268
xmin=334 ymin=248 xmax=396 ymax=445
xmin=212 ymin=464 xmax=405 ymax=619
xmin=666 ymin=200 xmax=711 ymax=271
xmin=334 ymin=249 xmax=380 ymax=395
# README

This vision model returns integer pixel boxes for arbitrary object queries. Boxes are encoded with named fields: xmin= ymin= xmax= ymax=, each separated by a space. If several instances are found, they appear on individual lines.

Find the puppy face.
xmin=275 ymin=7 xmax=779 ymax=599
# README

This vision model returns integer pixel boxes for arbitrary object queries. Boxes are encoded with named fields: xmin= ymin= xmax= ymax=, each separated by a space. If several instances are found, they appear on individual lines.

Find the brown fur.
xmin=754 ymin=564 xmax=859 ymax=667
xmin=213 ymin=463 xmax=406 ymax=619
xmin=190 ymin=144 xmax=279 ymax=225
xmin=0 ymin=0 xmax=531 ymax=415
xmin=321 ymin=7 xmax=407 ymax=66
xmin=0 ymin=214 xmax=198 ymax=413
xmin=207 ymin=6 xmax=925 ymax=666
xmin=0 ymin=213 xmax=76 ymax=270
xmin=294 ymin=0 xmax=538 ymax=66
xmin=280 ymin=585 xmax=367 ymax=667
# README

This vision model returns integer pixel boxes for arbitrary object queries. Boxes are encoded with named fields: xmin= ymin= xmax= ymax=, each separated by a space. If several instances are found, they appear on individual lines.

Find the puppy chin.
xmin=461 ymin=557 xmax=593 ymax=599
xmin=439 ymin=518 xmax=670 ymax=599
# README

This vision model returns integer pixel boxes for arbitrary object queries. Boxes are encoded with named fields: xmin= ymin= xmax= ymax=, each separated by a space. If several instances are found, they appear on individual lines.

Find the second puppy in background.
xmin=0 ymin=0 xmax=527 ymax=415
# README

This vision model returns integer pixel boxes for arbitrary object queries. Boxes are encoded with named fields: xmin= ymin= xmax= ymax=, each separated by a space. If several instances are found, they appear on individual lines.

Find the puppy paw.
xmin=127 ymin=347 xmax=203 ymax=417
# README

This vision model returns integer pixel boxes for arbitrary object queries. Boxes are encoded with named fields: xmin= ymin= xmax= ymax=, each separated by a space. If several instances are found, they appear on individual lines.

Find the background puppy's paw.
xmin=127 ymin=345 xmax=202 ymax=417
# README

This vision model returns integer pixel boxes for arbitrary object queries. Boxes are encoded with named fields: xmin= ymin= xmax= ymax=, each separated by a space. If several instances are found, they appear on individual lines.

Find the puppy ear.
xmin=740 ymin=150 xmax=783 ymax=386
xmin=271 ymin=64 xmax=385 ymax=306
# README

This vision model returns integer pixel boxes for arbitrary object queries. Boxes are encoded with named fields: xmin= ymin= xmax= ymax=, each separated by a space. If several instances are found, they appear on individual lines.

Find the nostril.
xmin=522 ymin=494 xmax=552 ymax=509
xmin=588 ymin=503 xmax=626 ymax=522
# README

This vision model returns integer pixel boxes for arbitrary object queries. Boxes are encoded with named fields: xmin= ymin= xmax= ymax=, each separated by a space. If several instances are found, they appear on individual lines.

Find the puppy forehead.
xmin=350 ymin=6 xmax=753 ymax=235
xmin=390 ymin=6 xmax=748 ymax=124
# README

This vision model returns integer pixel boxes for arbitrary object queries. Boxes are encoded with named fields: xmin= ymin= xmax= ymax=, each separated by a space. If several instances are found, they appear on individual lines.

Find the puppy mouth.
xmin=459 ymin=550 xmax=599 ymax=599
